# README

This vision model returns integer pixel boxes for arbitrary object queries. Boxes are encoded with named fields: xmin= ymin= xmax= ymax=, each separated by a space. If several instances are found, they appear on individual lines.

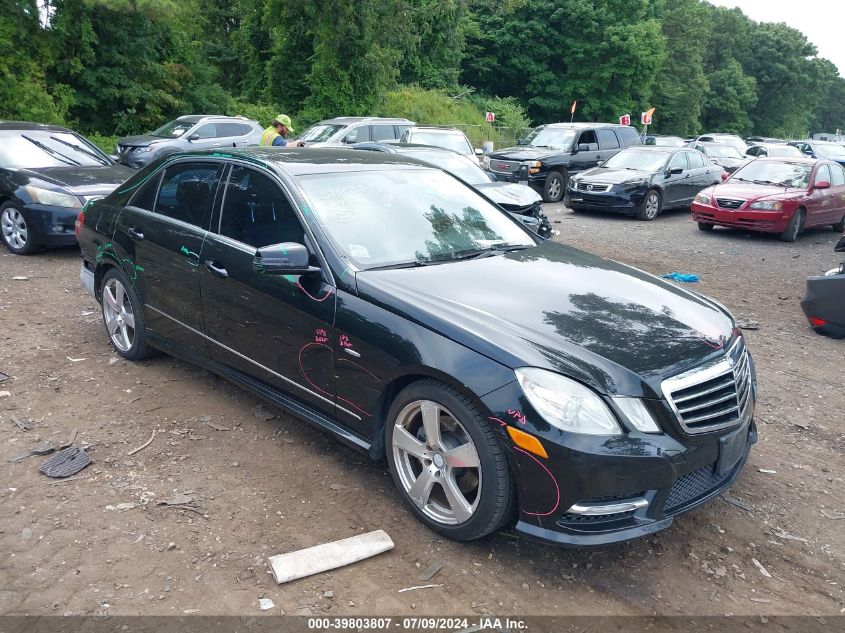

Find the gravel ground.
xmin=0 ymin=204 xmax=843 ymax=617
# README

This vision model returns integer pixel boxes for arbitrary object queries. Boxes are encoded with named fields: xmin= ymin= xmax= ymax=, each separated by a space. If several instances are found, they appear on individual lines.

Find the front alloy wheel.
xmin=636 ymin=189 xmax=662 ymax=221
xmin=100 ymin=268 xmax=153 ymax=360
xmin=1 ymin=204 xmax=36 ymax=254
xmin=385 ymin=381 xmax=514 ymax=541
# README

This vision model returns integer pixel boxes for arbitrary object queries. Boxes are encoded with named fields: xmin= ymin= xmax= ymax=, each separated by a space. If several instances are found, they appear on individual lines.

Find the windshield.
xmin=0 ymin=130 xmax=112 ymax=168
xmin=405 ymin=151 xmax=490 ymax=185
xmin=707 ymin=145 xmax=743 ymax=159
xmin=409 ymin=131 xmax=473 ymax=155
xmin=604 ymin=149 xmax=670 ymax=171
xmin=522 ymin=126 xmax=577 ymax=150
xmin=710 ymin=135 xmax=747 ymax=153
xmin=731 ymin=160 xmax=813 ymax=188
xmin=297 ymin=168 xmax=534 ymax=268
xmin=815 ymin=143 xmax=845 ymax=159
xmin=298 ymin=124 xmax=346 ymax=143
xmin=765 ymin=145 xmax=803 ymax=157
xmin=151 ymin=120 xmax=195 ymax=138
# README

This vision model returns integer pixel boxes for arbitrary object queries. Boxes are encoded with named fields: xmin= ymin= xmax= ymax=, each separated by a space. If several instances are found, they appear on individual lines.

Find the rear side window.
xmin=815 ymin=164 xmax=832 ymax=185
xmin=240 ymin=124 xmax=254 ymax=136
xmin=218 ymin=122 xmax=244 ymax=137
xmin=129 ymin=171 xmax=162 ymax=210
xmin=830 ymin=164 xmax=845 ymax=186
xmin=396 ymin=125 xmax=412 ymax=137
xmin=687 ymin=151 xmax=707 ymax=168
xmin=371 ymin=125 xmax=396 ymax=141
xmin=617 ymin=126 xmax=642 ymax=147
xmin=746 ymin=146 xmax=759 ymax=157
xmin=219 ymin=166 xmax=303 ymax=248
xmin=155 ymin=162 xmax=223 ymax=227
xmin=597 ymin=129 xmax=620 ymax=150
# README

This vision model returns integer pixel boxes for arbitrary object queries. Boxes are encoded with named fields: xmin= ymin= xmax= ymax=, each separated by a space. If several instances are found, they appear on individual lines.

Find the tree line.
xmin=3 ymin=0 xmax=843 ymax=141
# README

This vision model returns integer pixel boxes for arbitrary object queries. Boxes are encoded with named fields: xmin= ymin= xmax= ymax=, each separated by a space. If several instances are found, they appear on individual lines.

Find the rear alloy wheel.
xmin=543 ymin=170 xmax=567 ymax=203
xmin=1 ymin=202 xmax=37 ymax=254
xmin=385 ymin=380 xmax=514 ymax=541
xmin=698 ymin=222 xmax=715 ymax=232
xmin=636 ymin=189 xmax=662 ymax=221
xmin=101 ymin=268 xmax=152 ymax=360
xmin=833 ymin=215 xmax=845 ymax=233
xmin=780 ymin=208 xmax=805 ymax=242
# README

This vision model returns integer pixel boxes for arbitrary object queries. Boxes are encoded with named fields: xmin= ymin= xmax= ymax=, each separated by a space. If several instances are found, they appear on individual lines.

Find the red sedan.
xmin=691 ymin=157 xmax=845 ymax=241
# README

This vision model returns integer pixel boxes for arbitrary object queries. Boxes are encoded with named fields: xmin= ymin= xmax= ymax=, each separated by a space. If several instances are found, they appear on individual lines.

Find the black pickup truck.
xmin=488 ymin=123 xmax=642 ymax=202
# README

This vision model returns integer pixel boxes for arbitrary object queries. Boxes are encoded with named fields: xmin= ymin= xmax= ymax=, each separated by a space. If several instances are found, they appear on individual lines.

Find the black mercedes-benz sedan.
xmin=77 ymin=148 xmax=757 ymax=547
xmin=565 ymin=146 xmax=723 ymax=220
xmin=0 ymin=121 xmax=133 ymax=254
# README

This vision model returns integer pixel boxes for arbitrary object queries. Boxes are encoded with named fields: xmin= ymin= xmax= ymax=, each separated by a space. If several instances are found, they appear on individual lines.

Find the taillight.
xmin=808 ymin=317 xmax=828 ymax=327
xmin=74 ymin=210 xmax=85 ymax=240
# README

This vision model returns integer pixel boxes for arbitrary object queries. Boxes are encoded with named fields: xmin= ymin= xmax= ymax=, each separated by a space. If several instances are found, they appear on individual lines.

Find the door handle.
xmin=127 ymin=227 xmax=144 ymax=241
xmin=685 ymin=174 xmax=691 ymax=179
xmin=204 ymin=260 xmax=228 ymax=279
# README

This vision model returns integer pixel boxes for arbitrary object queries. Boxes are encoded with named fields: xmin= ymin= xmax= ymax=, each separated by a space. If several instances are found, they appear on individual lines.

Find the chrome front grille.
xmin=576 ymin=182 xmax=611 ymax=192
xmin=662 ymin=339 xmax=755 ymax=434
xmin=716 ymin=198 xmax=744 ymax=209
xmin=489 ymin=160 xmax=516 ymax=175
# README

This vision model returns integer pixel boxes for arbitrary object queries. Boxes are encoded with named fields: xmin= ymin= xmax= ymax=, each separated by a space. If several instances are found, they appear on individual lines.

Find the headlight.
xmin=24 ymin=185 xmax=82 ymax=209
xmin=527 ymin=160 xmax=541 ymax=174
xmin=515 ymin=368 xmax=622 ymax=435
xmin=618 ymin=179 xmax=647 ymax=191
xmin=612 ymin=398 xmax=661 ymax=433
xmin=136 ymin=145 xmax=156 ymax=153
xmin=694 ymin=192 xmax=711 ymax=204
xmin=748 ymin=200 xmax=782 ymax=210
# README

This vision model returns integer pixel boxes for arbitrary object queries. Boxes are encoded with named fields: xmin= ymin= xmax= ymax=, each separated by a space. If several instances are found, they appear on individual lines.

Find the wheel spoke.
xmin=115 ymin=283 xmax=126 ymax=309
xmin=407 ymin=469 xmax=436 ymax=509
xmin=121 ymin=308 xmax=135 ymax=329
xmin=120 ymin=324 xmax=132 ymax=350
xmin=105 ymin=312 xmax=119 ymax=335
xmin=441 ymin=474 xmax=473 ymax=523
xmin=444 ymin=441 xmax=479 ymax=469
xmin=420 ymin=401 xmax=442 ymax=448
xmin=393 ymin=425 xmax=427 ymax=459
xmin=103 ymin=286 xmax=119 ymax=312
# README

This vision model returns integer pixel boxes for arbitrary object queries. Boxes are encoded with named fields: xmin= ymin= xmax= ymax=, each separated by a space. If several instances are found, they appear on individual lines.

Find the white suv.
xmin=400 ymin=126 xmax=482 ymax=163
xmin=297 ymin=117 xmax=415 ymax=146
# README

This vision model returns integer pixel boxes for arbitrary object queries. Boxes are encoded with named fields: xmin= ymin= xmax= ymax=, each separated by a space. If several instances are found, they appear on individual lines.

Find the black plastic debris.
xmin=39 ymin=447 xmax=91 ymax=478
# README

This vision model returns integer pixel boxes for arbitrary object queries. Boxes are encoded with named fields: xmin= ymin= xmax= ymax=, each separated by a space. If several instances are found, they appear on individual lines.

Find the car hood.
xmin=356 ymin=240 xmax=736 ymax=397
xmin=19 ymin=165 xmax=134 ymax=197
xmin=474 ymin=182 xmax=542 ymax=208
xmin=488 ymin=147 xmax=562 ymax=162
xmin=712 ymin=157 xmax=746 ymax=167
xmin=117 ymin=135 xmax=171 ymax=148
xmin=709 ymin=182 xmax=805 ymax=200
xmin=577 ymin=167 xmax=650 ymax=184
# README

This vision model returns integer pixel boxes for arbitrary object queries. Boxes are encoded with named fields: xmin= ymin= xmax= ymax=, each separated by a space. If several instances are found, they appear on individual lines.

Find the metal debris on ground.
xmin=721 ymin=493 xmax=752 ymax=512
xmin=736 ymin=318 xmax=761 ymax=330
xmin=258 ymin=598 xmax=275 ymax=610
xmin=268 ymin=529 xmax=394 ymax=585
xmin=820 ymin=510 xmax=845 ymax=520
xmin=127 ymin=429 xmax=156 ymax=456
xmin=66 ymin=356 xmax=86 ymax=363
xmin=752 ymin=558 xmax=772 ymax=578
xmin=0 ymin=371 xmax=9 ymax=383
xmin=0 ymin=390 xmax=10 ymax=398
xmin=773 ymin=530 xmax=808 ymax=544
xmin=253 ymin=405 xmax=277 ymax=421
xmin=39 ymin=446 xmax=92 ymax=478
xmin=59 ymin=428 xmax=78 ymax=450
xmin=417 ymin=562 xmax=444 ymax=582
xmin=9 ymin=442 xmax=54 ymax=463
xmin=206 ymin=422 xmax=231 ymax=431
xmin=398 ymin=584 xmax=444 ymax=593
xmin=11 ymin=415 xmax=32 ymax=431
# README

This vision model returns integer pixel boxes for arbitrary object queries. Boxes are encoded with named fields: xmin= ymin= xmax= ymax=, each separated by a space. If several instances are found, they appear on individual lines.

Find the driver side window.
xmin=815 ymin=164 xmax=832 ymax=185
xmin=576 ymin=130 xmax=598 ymax=151
xmin=194 ymin=124 xmax=218 ymax=139
xmin=219 ymin=166 xmax=304 ymax=248
xmin=669 ymin=153 xmax=688 ymax=170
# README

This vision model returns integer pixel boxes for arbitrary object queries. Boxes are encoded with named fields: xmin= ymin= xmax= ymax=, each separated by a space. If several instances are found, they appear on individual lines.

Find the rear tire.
xmin=543 ymin=170 xmax=567 ymax=203
xmin=636 ymin=189 xmax=662 ymax=221
xmin=780 ymin=208 xmax=805 ymax=242
xmin=384 ymin=380 xmax=514 ymax=541
xmin=0 ymin=202 xmax=38 ymax=254
xmin=698 ymin=222 xmax=714 ymax=232
xmin=100 ymin=268 xmax=153 ymax=360
xmin=833 ymin=215 xmax=845 ymax=233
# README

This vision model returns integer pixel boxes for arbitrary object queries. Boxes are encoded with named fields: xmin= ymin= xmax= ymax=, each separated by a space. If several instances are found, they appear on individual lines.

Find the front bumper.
xmin=564 ymin=185 xmax=646 ymax=213
xmin=21 ymin=203 xmax=79 ymax=247
xmin=691 ymin=202 xmax=791 ymax=233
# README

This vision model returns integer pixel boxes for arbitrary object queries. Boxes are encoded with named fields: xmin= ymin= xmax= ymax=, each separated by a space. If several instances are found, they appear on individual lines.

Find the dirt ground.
xmin=1 ymin=205 xmax=843 ymax=618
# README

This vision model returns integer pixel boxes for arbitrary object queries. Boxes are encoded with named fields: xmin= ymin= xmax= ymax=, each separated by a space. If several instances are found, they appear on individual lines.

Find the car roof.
xmin=0 ymin=120 xmax=73 ymax=133
xmin=316 ymin=117 xmax=415 ymax=125
xmin=176 ymin=147 xmax=434 ymax=175
xmin=542 ymin=122 xmax=623 ymax=129
xmin=355 ymin=142 xmax=465 ymax=157
xmin=619 ymin=146 xmax=679 ymax=152
xmin=407 ymin=127 xmax=463 ymax=134
xmin=175 ymin=115 xmax=253 ymax=124
xmin=751 ymin=156 xmax=818 ymax=164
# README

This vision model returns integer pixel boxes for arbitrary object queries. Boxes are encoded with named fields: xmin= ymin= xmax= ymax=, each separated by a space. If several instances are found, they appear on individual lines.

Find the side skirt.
xmin=145 ymin=332 xmax=373 ymax=455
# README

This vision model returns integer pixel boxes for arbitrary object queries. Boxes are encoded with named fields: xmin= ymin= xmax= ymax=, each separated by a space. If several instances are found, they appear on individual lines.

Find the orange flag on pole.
xmin=571 ymin=101 xmax=577 ymax=115
xmin=645 ymin=107 xmax=656 ymax=118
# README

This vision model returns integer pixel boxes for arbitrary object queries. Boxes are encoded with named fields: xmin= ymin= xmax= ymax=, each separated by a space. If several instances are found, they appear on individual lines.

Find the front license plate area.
xmin=717 ymin=426 xmax=747 ymax=475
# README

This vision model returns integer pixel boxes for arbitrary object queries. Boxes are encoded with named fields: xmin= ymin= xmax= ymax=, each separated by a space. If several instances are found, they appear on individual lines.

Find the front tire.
xmin=698 ymin=222 xmax=714 ymax=232
xmin=636 ymin=189 xmax=662 ymax=221
xmin=0 ymin=202 xmax=38 ymax=254
xmin=543 ymin=170 xmax=567 ymax=203
xmin=385 ymin=380 xmax=514 ymax=541
xmin=100 ymin=268 xmax=153 ymax=360
xmin=833 ymin=215 xmax=844 ymax=233
xmin=780 ymin=208 xmax=805 ymax=242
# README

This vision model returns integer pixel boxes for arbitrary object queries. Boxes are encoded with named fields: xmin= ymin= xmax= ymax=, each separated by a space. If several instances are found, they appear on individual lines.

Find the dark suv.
xmin=488 ymin=123 xmax=642 ymax=202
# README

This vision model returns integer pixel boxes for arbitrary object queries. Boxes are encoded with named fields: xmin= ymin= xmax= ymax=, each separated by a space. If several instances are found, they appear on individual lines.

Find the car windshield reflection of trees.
xmin=733 ymin=162 xmax=812 ymax=188
xmin=417 ymin=205 xmax=500 ymax=263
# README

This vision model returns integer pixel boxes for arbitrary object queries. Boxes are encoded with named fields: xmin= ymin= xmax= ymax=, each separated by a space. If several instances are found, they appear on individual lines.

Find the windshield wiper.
xmin=364 ymin=259 xmax=434 ymax=271
xmin=451 ymin=243 xmax=532 ymax=261
xmin=752 ymin=179 xmax=778 ymax=186
xmin=21 ymin=135 xmax=80 ymax=166
xmin=49 ymin=135 xmax=110 ymax=166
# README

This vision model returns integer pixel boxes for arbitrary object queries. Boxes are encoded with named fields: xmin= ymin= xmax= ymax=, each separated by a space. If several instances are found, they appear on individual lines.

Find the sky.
xmin=709 ymin=0 xmax=845 ymax=76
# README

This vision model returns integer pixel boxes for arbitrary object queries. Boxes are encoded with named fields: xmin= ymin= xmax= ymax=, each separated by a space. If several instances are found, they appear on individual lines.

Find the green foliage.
xmin=86 ymin=133 xmax=120 ymax=154
xmin=701 ymin=60 xmax=757 ymax=135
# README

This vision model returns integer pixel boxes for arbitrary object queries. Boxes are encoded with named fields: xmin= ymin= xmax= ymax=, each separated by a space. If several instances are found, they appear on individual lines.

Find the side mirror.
xmin=474 ymin=148 xmax=483 ymax=155
xmin=835 ymin=235 xmax=845 ymax=252
xmin=516 ymin=138 xmax=525 ymax=145
xmin=253 ymin=242 xmax=319 ymax=276
xmin=814 ymin=180 xmax=831 ymax=190
xmin=187 ymin=133 xmax=200 ymax=142
xmin=803 ymin=149 xmax=813 ymax=156
xmin=721 ymin=172 xmax=730 ymax=181
xmin=577 ymin=143 xmax=591 ymax=152
xmin=670 ymin=167 xmax=684 ymax=175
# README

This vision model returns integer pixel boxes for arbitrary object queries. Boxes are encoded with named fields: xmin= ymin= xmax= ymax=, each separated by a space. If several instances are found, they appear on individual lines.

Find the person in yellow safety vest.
xmin=260 ymin=114 xmax=304 ymax=147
